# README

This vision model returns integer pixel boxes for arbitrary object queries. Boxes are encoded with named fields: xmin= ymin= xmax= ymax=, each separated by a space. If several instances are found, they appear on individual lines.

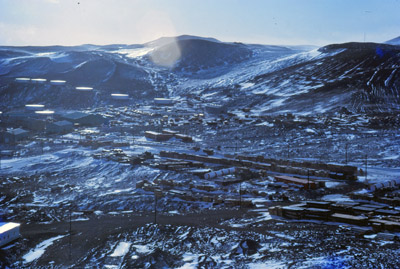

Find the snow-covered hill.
xmin=1 ymin=35 xmax=400 ymax=114
xmin=385 ymin=36 xmax=400 ymax=46
xmin=246 ymin=42 xmax=400 ymax=114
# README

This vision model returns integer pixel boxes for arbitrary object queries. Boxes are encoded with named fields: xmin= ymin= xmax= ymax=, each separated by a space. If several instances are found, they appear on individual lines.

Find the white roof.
xmin=0 ymin=222 xmax=20 ymax=234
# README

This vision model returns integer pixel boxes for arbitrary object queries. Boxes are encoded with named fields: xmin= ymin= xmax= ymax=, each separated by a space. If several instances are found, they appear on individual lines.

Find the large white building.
xmin=0 ymin=222 xmax=20 ymax=247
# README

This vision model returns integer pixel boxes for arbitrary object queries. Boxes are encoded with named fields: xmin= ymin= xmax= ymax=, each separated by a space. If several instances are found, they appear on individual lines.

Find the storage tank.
xmin=204 ymin=167 xmax=236 ymax=180
xmin=369 ymin=179 xmax=400 ymax=191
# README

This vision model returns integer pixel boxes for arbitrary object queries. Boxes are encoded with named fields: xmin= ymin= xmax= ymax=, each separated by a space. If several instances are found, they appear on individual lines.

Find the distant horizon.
xmin=0 ymin=33 xmax=399 ymax=48
xmin=1 ymin=0 xmax=399 ymax=47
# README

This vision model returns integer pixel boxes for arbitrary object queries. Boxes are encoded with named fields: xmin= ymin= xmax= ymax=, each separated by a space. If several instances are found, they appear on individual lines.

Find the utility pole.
xmin=69 ymin=208 xmax=72 ymax=234
xmin=365 ymin=154 xmax=368 ymax=183
xmin=287 ymin=144 xmax=290 ymax=159
xmin=234 ymin=136 xmax=238 ymax=154
xmin=154 ymin=192 xmax=157 ymax=224
xmin=239 ymin=182 xmax=242 ymax=209
xmin=69 ymin=204 xmax=72 ymax=261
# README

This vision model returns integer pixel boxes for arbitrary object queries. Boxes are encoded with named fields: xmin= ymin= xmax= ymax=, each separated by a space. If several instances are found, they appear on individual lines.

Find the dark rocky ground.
xmin=1 ymin=104 xmax=400 ymax=268
xmin=2 ymin=208 xmax=400 ymax=268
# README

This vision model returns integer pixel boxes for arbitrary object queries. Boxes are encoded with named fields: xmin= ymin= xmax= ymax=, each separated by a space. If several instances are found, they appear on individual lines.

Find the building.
xmin=162 ymin=129 xmax=179 ymax=136
xmin=3 ymin=112 xmax=28 ymax=122
xmin=61 ymin=112 xmax=107 ymax=126
xmin=274 ymin=175 xmax=317 ymax=190
xmin=0 ymin=222 xmax=20 ymax=247
xmin=205 ymin=104 xmax=226 ymax=115
xmin=175 ymin=134 xmax=193 ymax=142
xmin=46 ymin=120 xmax=74 ymax=134
xmin=0 ymin=128 xmax=30 ymax=144
xmin=161 ymin=129 xmax=193 ymax=142
xmin=145 ymin=131 xmax=173 ymax=141
xmin=20 ymin=118 xmax=46 ymax=131
xmin=0 ymin=150 xmax=14 ymax=157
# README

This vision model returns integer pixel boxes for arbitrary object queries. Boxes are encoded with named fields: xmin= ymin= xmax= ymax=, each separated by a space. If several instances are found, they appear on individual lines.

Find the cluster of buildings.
xmin=158 ymin=151 xmax=358 ymax=181
xmin=0 ymin=110 xmax=107 ymax=145
xmin=269 ymin=198 xmax=400 ymax=234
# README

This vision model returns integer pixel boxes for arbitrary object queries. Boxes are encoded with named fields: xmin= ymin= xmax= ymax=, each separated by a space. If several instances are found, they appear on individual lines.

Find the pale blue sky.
xmin=0 ymin=0 xmax=399 ymax=46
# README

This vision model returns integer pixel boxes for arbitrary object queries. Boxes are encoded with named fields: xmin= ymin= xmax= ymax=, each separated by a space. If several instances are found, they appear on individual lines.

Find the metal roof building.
xmin=0 ymin=222 xmax=20 ymax=247
xmin=0 ymin=128 xmax=30 ymax=144
xmin=47 ymin=120 xmax=74 ymax=134
xmin=61 ymin=112 xmax=107 ymax=126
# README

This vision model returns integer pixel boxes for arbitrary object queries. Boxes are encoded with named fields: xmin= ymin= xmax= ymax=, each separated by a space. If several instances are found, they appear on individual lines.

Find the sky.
xmin=0 ymin=0 xmax=399 ymax=46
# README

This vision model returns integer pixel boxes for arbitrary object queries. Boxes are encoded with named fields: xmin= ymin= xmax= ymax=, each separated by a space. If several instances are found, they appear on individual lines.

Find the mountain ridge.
xmin=0 ymin=35 xmax=399 ymax=115
xmin=385 ymin=36 xmax=400 ymax=45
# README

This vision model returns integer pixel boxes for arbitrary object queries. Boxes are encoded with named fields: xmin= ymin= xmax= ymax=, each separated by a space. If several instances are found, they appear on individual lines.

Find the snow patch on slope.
xmin=23 ymin=235 xmax=66 ymax=264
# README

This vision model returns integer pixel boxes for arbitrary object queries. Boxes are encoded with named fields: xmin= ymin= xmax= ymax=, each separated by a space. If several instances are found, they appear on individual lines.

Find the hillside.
xmin=0 ymin=36 xmax=400 ymax=115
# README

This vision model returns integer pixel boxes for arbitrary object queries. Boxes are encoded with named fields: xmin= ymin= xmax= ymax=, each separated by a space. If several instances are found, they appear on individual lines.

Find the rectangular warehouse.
xmin=0 ymin=222 xmax=20 ymax=247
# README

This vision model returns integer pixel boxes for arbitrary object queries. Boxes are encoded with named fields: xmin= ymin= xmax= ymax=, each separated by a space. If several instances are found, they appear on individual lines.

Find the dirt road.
xmin=19 ymin=208 xmax=261 ymax=266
